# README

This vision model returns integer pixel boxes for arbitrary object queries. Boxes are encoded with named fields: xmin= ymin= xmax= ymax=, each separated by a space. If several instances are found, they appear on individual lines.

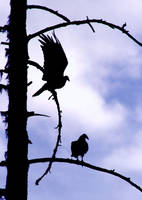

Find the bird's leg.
xmin=81 ymin=156 xmax=84 ymax=167
xmin=76 ymin=157 xmax=79 ymax=162
xmin=48 ymin=94 xmax=55 ymax=100
xmin=48 ymin=94 xmax=53 ymax=100
xmin=48 ymin=90 xmax=57 ymax=100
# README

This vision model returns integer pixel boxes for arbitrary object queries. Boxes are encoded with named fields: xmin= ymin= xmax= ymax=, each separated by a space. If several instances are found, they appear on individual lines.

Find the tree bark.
xmin=6 ymin=0 xmax=28 ymax=199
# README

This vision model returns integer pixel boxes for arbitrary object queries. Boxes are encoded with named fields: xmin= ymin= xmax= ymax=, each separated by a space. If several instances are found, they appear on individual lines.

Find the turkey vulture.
xmin=71 ymin=134 xmax=89 ymax=161
xmin=33 ymin=32 xmax=69 ymax=97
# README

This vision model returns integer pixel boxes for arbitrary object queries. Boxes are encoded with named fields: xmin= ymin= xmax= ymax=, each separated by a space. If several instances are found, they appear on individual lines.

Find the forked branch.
xmin=1 ymin=157 xmax=142 ymax=192
xmin=28 ymin=158 xmax=142 ymax=192
xmin=27 ymin=18 xmax=142 ymax=47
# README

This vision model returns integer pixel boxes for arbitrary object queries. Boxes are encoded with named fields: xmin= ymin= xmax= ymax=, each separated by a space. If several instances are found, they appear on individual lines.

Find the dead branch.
xmin=27 ymin=18 xmax=142 ymax=47
xmin=27 ymin=81 xmax=33 ymax=86
xmin=27 ymin=5 xmax=70 ymax=22
xmin=1 ymin=157 xmax=142 ymax=192
xmin=31 ymin=157 xmax=142 ymax=193
xmin=86 ymin=16 xmax=95 ymax=33
xmin=1 ymin=42 xmax=9 ymax=45
xmin=27 ymin=60 xmax=44 ymax=73
xmin=27 ymin=111 xmax=50 ymax=118
xmin=0 ymin=84 xmax=8 ymax=93
xmin=35 ymin=90 xmax=62 ymax=185
xmin=0 ymin=69 xmax=8 ymax=80
xmin=0 ymin=25 xmax=8 ymax=33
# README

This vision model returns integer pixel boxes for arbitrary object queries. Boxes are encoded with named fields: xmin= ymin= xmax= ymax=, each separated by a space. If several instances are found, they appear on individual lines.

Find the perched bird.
xmin=33 ymin=32 xmax=69 ymax=97
xmin=71 ymin=134 xmax=89 ymax=161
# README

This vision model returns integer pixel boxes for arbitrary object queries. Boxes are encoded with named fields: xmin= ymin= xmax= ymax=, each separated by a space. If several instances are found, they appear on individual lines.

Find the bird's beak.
xmin=67 ymin=77 xmax=70 ymax=81
xmin=84 ymin=134 xmax=89 ymax=140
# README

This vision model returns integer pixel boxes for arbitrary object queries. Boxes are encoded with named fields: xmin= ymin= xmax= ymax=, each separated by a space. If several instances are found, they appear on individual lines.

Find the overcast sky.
xmin=1 ymin=0 xmax=142 ymax=199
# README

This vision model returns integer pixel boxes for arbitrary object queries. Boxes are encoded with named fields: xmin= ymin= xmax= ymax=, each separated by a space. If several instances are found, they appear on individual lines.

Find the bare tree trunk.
xmin=6 ymin=0 xmax=28 ymax=199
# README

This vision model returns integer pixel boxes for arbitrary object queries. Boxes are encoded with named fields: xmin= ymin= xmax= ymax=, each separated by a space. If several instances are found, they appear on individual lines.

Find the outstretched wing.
xmin=39 ymin=33 xmax=68 ymax=81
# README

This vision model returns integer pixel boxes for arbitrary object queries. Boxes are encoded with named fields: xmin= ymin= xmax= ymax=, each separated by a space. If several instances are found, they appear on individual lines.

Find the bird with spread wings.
xmin=33 ymin=32 xmax=69 ymax=97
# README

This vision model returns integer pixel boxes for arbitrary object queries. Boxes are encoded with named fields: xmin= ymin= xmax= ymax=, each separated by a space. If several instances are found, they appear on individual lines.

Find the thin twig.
xmin=27 ymin=18 xmax=142 ymax=47
xmin=1 ymin=42 xmax=9 ymax=45
xmin=27 ymin=111 xmax=50 ymax=118
xmin=27 ymin=81 xmax=33 ymax=86
xmin=86 ymin=16 xmax=95 ymax=33
xmin=35 ymin=90 xmax=62 ymax=185
xmin=0 ymin=69 xmax=8 ymax=80
xmin=0 ymin=69 xmax=8 ymax=73
xmin=27 ymin=5 xmax=70 ymax=22
xmin=0 ymin=111 xmax=8 ymax=123
xmin=0 ymin=111 xmax=8 ymax=118
xmin=0 ymin=84 xmax=8 ymax=93
xmin=0 ymin=25 xmax=8 ymax=33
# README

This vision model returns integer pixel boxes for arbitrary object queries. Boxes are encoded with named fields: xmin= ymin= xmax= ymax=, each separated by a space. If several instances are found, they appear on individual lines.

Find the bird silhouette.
xmin=71 ymin=134 xmax=89 ymax=161
xmin=33 ymin=32 xmax=69 ymax=97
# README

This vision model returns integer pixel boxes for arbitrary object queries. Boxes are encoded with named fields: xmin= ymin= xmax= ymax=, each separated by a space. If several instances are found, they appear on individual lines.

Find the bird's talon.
xmin=48 ymin=94 xmax=53 ymax=100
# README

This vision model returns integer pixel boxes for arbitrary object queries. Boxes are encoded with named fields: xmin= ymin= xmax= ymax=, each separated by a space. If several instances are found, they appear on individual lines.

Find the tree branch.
xmin=27 ymin=60 xmax=44 ymax=73
xmin=27 ymin=5 xmax=70 ymax=22
xmin=27 ymin=81 xmax=33 ymax=86
xmin=0 ymin=111 xmax=8 ymax=123
xmin=0 ymin=69 xmax=8 ymax=80
xmin=0 ymin=25 xmax=8 ymax=33
xmin=27 ymin=111 xmax=50 ymax=118
xmin=29 ymin=157 xmax=142 ymax=193
xmin=0 ymin=84 xmax=8 ymax=93
xmin=27 ymin=18 xmax=142 ymax=47
xmin=86 ymin=16 xmax=95 ymax=33
xmin=0 ymin=69 xmax=8 ymax=74
xmin=1 ymin=42 xmax=9 ymax=45
xmin=35 ymin=90 xmax=62 ymax=185
xmin=1 ymin=157 xmax=142 ymax=193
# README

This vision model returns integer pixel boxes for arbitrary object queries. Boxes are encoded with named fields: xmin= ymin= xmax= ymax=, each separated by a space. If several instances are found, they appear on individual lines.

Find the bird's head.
xmin=79 ymin=134 xmax=89 ymax=140
xmin=64 ymin=76 xmax=70 ymax=82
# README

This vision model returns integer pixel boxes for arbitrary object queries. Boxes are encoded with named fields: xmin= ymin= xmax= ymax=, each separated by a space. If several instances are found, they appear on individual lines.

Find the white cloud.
xmin=103 ymin=131 xmax=142 ymax=171
xmin=59 ymin=80 xmax=128 ymax=132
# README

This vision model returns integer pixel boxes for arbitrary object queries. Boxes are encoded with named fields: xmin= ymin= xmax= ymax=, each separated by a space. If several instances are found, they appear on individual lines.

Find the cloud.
xmin=59 ymin=80 xmax=128 ymax=133
xmin=102 ymin=131 xmax=142 ymax=171
xmin=28 ymin=30 xmax=134 ymax=141
xmin=135 ymin=104 xmax=142 ymax=123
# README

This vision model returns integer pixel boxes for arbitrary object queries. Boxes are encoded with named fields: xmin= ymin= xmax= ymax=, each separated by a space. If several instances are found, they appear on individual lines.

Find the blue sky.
xmin=1 ymin=0 xmax=142 ymax=199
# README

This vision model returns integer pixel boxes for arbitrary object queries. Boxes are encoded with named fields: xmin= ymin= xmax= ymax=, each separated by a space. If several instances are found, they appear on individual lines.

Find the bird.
xmin=71 ymin=134 xmax=89 ymax=161
xmin=33 ymin=32 xmax=69 ymax=97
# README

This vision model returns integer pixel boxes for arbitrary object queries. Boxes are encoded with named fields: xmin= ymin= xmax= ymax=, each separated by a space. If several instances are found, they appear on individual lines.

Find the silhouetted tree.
xmin=5 ymin=0 xmax=28 ymax=199
xmin=1 ymin=1 xmax=142 ymax=200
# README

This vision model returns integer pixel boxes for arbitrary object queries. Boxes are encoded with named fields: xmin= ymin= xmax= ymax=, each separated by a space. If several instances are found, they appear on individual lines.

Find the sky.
xmin=1 ymin=0 xmax=142 ymax=199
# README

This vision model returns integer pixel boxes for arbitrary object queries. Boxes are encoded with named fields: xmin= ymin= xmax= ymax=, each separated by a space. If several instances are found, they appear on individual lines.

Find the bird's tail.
xmin=32 ymin=84 xmax=48 ymax=97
